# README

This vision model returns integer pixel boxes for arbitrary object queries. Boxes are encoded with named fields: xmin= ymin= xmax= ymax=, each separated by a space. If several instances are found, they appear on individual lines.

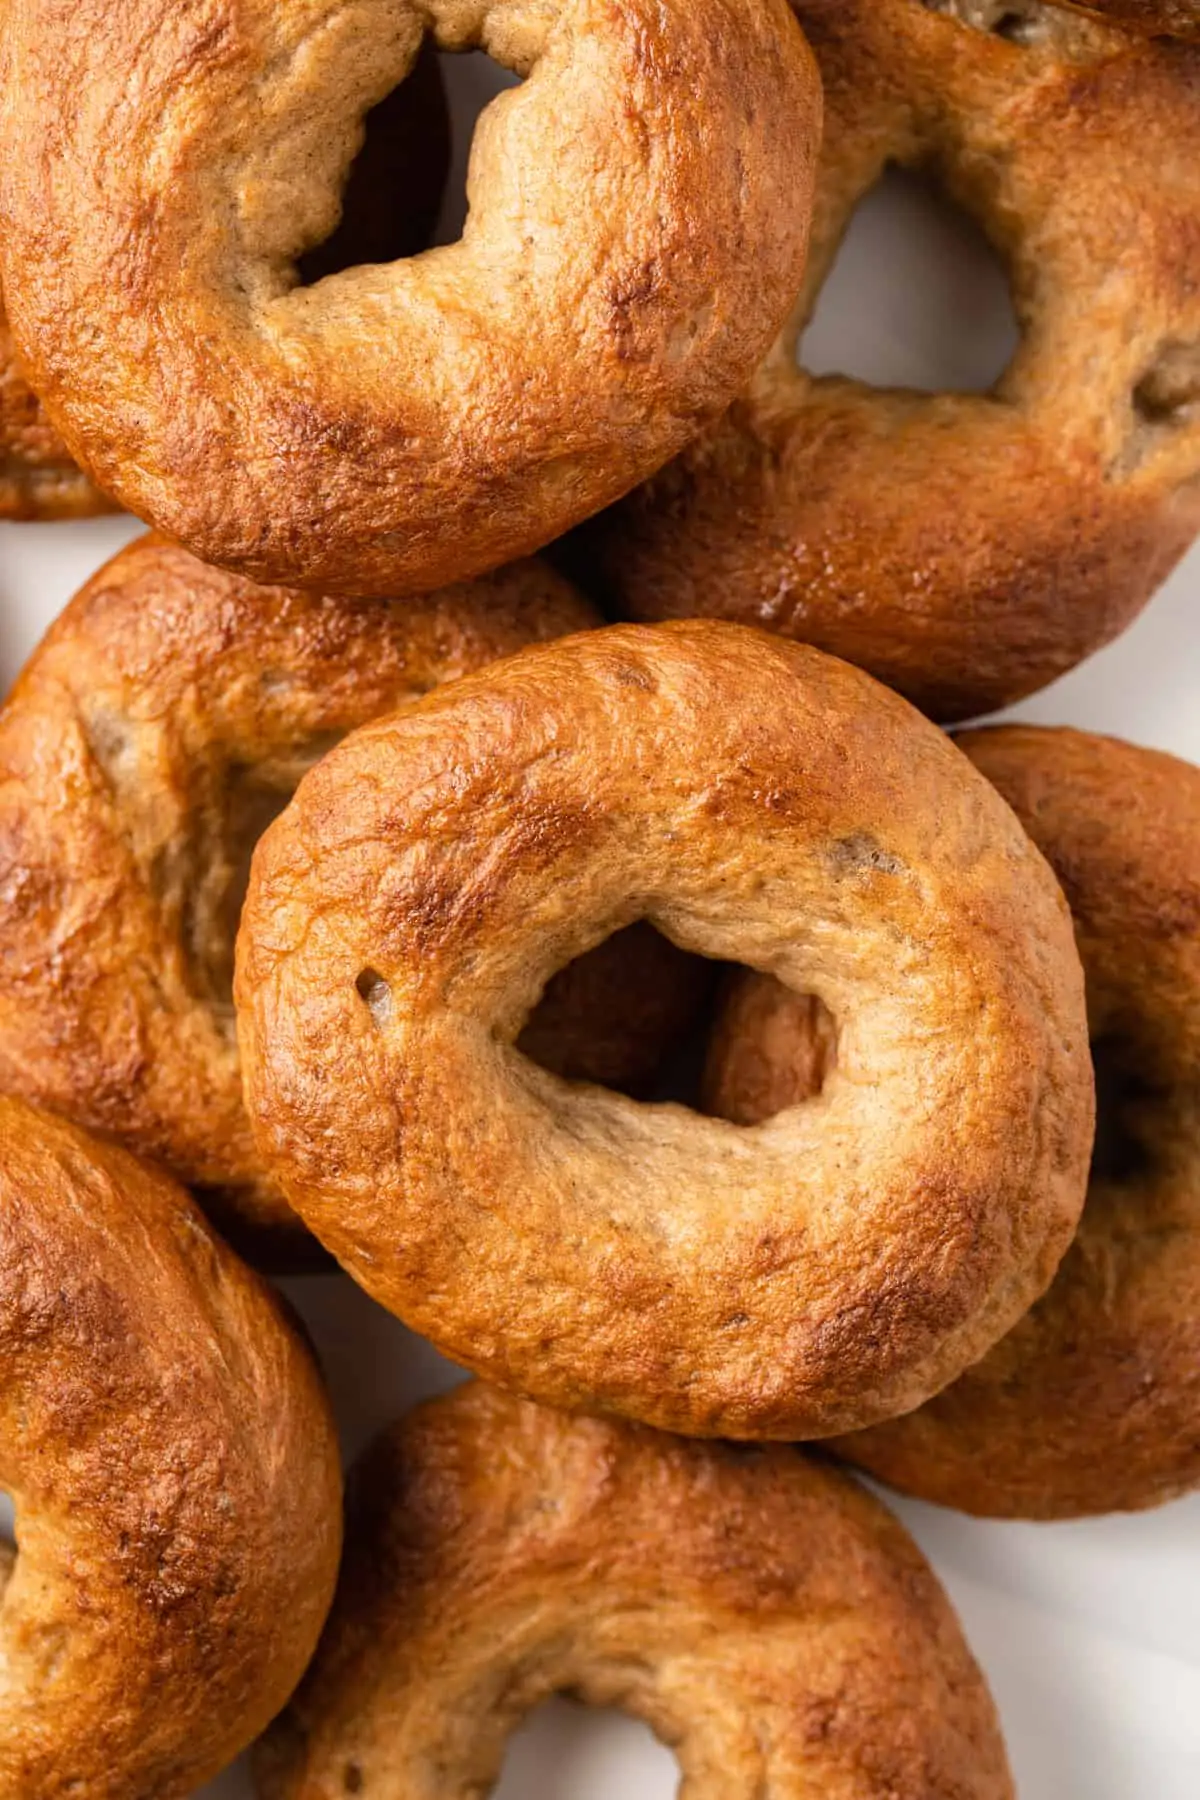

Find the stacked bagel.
xmin=0 ymin=0 xmax=1196 ymax=1794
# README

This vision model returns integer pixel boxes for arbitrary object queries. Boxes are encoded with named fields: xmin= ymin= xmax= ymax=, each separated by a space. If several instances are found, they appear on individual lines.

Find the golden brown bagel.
xmin=577 ymin=0 xmax=1200 ymax=722
xmin=707 ymin=728 xmax=1200 ymax=1517
xmin=255 ymin=1382 xmax=1015 ymax=1800
xmin=0 ymin=0 xmax=820 ymax=595
xmin=0 ymin=38 xmax=450 ymax=522
xmin=833 ymin=729 xmax=1200 ymax=1517
xmin=236 ymin=621 xmax=1093 ymax=1439
xmin=0 ymin=535 xmax=705 ymax=1265
xmin=0 ymin=1097 xmax=342 ymax=1799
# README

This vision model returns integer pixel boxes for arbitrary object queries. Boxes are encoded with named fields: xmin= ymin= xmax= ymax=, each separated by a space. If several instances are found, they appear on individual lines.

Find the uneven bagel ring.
xmin=0 ymin=0 xmax=821 ymax=595
xmin=236 ymin=621 xmax=1093 ymax=1439
xmin=255 ymin=1382 xmax=1014 ymax=1800
xmin=0 ymin=535 xmax=706 ymax=1265
xmin=0 ymin=1098 xmax=342 ymax=1799
xmin=0 ymin=38 xmax=450 ymax=522
xmin=831 ymin=729 xmax=1200 ymax=1517
xmin=706 ymin=728 xmax=1200 ymax=1517
xmin=579 ymin=0 xmax=1200 ymax=722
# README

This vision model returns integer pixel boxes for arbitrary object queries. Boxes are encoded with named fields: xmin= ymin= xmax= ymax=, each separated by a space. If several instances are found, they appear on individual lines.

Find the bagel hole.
xmin=295 ymin=38 xmax=452 ymax=285
xmin=992 ymin=11 xmax=1040 ymax=37
xmin=297 ymin=47 xmax=521 ymax=268
xmin=1090 ymin=1038 xmax=1158 ymax=1188
xmin=0 ymin=1492 xmax=15 ymax=1599
xmin=356 ymin=968 xmax=394 ymax=1028
xmin=179 ymin=752 xmax=340 ymax=1020
xmin=515 ymin=925 xmax=718 ymax=1102
xmin=496 ymin=1699 xmax=678 ymax=1800
xmin=1133 ymin=343 xmax=1200 ymax=430
xmin=802 ymin=168 xmax=1019 ymax=395
xmin=431 ymin=52 xmax=523 ymax=248
xmin=700 ymin=983 xmax=839 ymax=1127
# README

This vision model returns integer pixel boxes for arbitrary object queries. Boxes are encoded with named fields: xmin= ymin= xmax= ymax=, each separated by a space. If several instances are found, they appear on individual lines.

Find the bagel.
xmin=235 ymin=620 xmax=1094 ymax=1439
xmin=706 ymin=728 xmax=1200 ymax=1517
xmin=0 ymin=1097 xmax=342 ymax=1798
xmin=0 ymin=36 xmax=450 ymax=523
xmin=0 ymin=0 xmax=821 ymax=596
xmin=576 ymin=0 xmax=1200 ymax=722
xmin=254 ymin=1382 xmax=1014 ymax=1800
xmin=0 ymin=535 xmax=707 ymax=1265
xmin=832 ymin=729 xmax=1200 ymax=1516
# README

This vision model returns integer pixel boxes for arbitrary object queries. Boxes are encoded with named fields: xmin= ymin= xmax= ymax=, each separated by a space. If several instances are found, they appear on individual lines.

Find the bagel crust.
xmin=828 ymin=730 xmax=1200 ymax=1517
xmin=0 ymin=0 xmax=821 ymax=595
xmin=0 ymin=299 xmax=112 ymax=518
xmin=0 ymin=1098 xmax=343 ymax=1799
xmin=578 ymin=0 xmax=1200 ymax=722
xmin=254 ymin=1382 xmax=1014 ymax=1800
xmin=0 ymin=536 xmax=711 ymax=1264
xmin=0 ymin=38 xmax=449 ymax=522
xmin=236 ymin=620 xmax=1093 ymax=1439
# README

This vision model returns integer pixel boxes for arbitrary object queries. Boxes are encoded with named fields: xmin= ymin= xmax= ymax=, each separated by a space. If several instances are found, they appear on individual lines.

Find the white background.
xmin=1 ymin=54 xmax=1197 ymax=1800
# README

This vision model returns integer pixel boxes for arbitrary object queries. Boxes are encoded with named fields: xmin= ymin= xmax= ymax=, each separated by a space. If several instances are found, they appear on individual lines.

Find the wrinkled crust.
xmin=0 ymin=38 xmax=452 ymax=522
xmin=235 ymin=620 xmax=1094 ymax=1440
xmin=0 ymin=301 xmax=114 ymax=518
xmin=822 ymin=729 xmax=1200 ymax=1518
xmin=0 ymin=533 xmax=625 ymax=1266
xmin=0 ymin=1098 xmax=342 ymax=1799
xmin=255 ymin=1382 xmax=1015 ymax=1800
xmin=0 ymin=0 xmax=822 ymax=593
xmin=580 ymin=0 xmax=1200 ymax=722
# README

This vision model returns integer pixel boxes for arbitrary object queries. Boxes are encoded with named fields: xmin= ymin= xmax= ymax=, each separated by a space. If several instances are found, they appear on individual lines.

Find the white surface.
xmin=1 ymin=55 xmax=1197 ymax=1800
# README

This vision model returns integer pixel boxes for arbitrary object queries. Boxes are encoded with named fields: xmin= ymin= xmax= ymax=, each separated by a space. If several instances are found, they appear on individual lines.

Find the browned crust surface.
xmin=832 ymin=729 xmax=1200 ymax=1517
xmin=0 ymin=299 xmax=113 ymax=519
xmin=0 ymin=532 xmax=671 ymax=1265
xmin=706 ymin=728 xmax=1200 ymax=1514
xmin=0 ymin=0 xmax=821 ymax=594
xmin=0 ymin=39 xmax=451 ymax=523
xmin=236 ymin=620 xmax=1093 ymax=1439
xmin=255 ymin=1382 xmax=1014 ymax=1800
xmin=580 ymin=0 xmax=1200 ymax=721
xmin=0 ymin=1097 xmax=342 ymax=1799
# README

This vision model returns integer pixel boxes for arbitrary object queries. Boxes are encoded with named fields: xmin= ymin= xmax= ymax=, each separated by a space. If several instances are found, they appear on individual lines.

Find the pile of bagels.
xmin=0 ymin=0 xmax=1197 ymax=1794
